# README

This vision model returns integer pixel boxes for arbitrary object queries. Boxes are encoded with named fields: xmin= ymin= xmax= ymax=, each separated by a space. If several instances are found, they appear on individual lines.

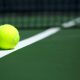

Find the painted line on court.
xmin=0 ymin=27 xmax=60 ymax=58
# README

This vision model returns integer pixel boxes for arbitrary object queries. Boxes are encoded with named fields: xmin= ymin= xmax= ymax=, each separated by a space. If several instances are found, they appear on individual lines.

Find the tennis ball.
xmin=0 ymin=24 xmax=20 ymax=49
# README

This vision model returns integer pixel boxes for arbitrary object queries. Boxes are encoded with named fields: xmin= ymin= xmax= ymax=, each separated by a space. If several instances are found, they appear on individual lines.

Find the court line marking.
xmin=0 ymin=27 xmax=60 ymax=58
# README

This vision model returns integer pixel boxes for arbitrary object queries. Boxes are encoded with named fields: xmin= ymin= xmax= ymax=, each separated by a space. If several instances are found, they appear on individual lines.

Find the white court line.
xmin=0 ymin=27 xmax=60 ymax=58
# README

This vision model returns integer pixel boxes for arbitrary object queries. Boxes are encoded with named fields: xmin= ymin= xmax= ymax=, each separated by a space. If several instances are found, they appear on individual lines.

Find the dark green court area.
xmin=0 ymin=29 xmax=80 ymax=80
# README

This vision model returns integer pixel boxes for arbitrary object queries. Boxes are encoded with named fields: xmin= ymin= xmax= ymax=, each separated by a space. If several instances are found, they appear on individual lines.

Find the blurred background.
xmin=0 ymin=0 xmax=80 ymax=29
xmin=0 ymin=0 xmax=80 ymax=13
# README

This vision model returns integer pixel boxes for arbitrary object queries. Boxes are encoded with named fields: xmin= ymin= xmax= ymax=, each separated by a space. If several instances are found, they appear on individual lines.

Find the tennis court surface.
xmin=0 ymin=27 xmax=80 ymax=80
xmin=0 ymin=0 xmax=80 ymax=80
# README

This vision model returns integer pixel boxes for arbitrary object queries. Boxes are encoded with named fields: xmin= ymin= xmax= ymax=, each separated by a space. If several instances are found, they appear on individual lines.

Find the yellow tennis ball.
xmin=0 ymin=24 xmax=20 ymax=49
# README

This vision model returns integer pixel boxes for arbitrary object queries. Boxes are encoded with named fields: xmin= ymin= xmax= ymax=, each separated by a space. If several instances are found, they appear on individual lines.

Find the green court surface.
xmin=0 ymin=29 xmax=80 ymax=80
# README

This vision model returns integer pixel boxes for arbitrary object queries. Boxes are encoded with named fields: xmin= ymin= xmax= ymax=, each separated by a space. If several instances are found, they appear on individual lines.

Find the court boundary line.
xmin=0 ymin=27 xmax=60 ymax=58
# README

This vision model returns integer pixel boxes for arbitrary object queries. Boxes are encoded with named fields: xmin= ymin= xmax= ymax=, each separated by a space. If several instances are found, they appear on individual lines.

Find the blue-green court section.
xmin=0 ymin=29 xmax=80 ymax=80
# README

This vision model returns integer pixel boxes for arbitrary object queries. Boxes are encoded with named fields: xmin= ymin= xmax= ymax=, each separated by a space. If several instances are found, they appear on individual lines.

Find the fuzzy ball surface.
xmin=0 ymin=24 xmax=20 ymax=49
